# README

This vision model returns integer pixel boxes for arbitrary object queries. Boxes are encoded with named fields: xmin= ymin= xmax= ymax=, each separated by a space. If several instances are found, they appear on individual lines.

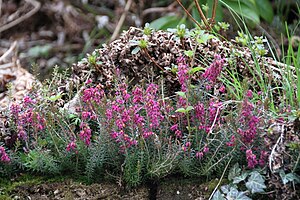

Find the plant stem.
xmin=211 ymin=0 xmax=218 ymax=25
xmin=175 ymin=0 xmax=203 ymax=29
xmin=193 ymin=0 xmax=211 ymax=30
xmin=208 ymin=156 xmax=233 ymax=200
xmin=142 ymin=49 xmax=165 ymax=71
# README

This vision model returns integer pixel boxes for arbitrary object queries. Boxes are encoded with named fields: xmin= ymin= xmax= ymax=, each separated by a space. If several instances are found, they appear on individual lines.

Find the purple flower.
xmin=0 ymin=146 xmax=10 ymax=163
xmin=82 ymin=85 xmax=104 ymax=103
xmin=177 ymin=57 xmax=189 ymax=92
xmin=79 ymin=123 xmax=92 ymax=146
xmin=82 ymin=111 xmax=91 ymax=120
xmin=170 ymin=124 xmax=178 ymax=131
xmin=196 ymin=151 xmax=204 ymax=159
xmin=10 ymin=103 xmax=21 ymax=116
xmin=66 ymin=140 xmax=77 ymax=152
xmin=202 ymin=54 xmax=225 ymax=84
xmin=246 ymin=90 xmax=253 ymax=98
xmin=246 ymin=149 xmax=258 ymax=169
xmin=132 ymin=86 xmax=143 ymax=103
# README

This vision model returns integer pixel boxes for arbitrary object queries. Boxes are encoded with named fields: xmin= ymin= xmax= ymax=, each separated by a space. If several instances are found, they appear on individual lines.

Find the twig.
xmin=142 ymin=1 xmax=177 ymax=17
xmin=142 ymin=49 xmax=164 ymax=71
xmin=110 ymin=0 xmax=133 ymax=42
xmin=269 ymin=124 xmax=284 ymax=173
xmin=207 ymin=103 xmax=221 ymax=137
xmin=193 ymin=0 xmax=211 ymax=30
xmin=0 ymin=0 xmax=2 ymax=17
xmin=0 ymin=41 xmax=17 ymax=63
xmin=0 ymin=0 xmax=40 ymax=33
xmin=175 ymin=0 xmax=203 ymax=29
xmin=208 ymin=156 xmax=233 ymax=200
xmin=211 ymin=0 xmax=218 ymax=24
xmin=0 ymin=62 xmax=14 ymax=69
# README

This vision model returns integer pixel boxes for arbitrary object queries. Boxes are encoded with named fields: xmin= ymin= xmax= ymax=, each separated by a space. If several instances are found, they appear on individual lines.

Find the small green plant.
xmin=211 ymin=163 xmax=267 ymax=200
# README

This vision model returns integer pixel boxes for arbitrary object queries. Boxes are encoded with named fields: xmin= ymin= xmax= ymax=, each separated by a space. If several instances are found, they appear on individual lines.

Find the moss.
xmin=206 ymin=178 xmax=229 ymax=193
xmin=0 ymin=173 xmax=89 ymax=198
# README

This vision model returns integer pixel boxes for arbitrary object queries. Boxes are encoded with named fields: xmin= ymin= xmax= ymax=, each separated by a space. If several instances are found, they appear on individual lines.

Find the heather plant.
xmin=0 ymin=24 xmax=297 ymax=193
xmin=0 ymin=48 xmax=273 ymax=188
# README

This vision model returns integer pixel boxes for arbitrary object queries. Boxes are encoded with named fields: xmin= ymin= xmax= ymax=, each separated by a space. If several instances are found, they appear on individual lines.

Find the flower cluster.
xmin=202 ymin=54 xmax=225 ymax=87
xmin=238 ymin=90 xmax=260 ymax=144
xmin=246 ymin=149 xmax=258 ymax=169
xmin=66 ymin=140 xmax=77 ymax=153
xmin=194 ymin=100 xmax=222 ymax=133
xmin=245 ymin=148 xmax=268 ymax=169
xmin=82 ymin=84 xmax=105 ymax=104
xmin=104 ymin=82 xmax=166 ymax=152
xmin=0 ymin=146 xmax=10 ymax=163
xmin=9 ymin=96 xmax=46 ymax=142
xmin=79 ymin=122 xmax=92 ymax=146
xmin=177 ymin=56 xmax=189 ymax=92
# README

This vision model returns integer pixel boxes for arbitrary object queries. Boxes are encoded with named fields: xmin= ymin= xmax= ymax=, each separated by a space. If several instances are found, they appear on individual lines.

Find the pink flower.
xmin=246 ymin=149 xmax=258 ymax=169
xmin=202 ymin=54 xmax=225 ymax=84
xmin=143 ymin=131 xmax=154 ymax=139
xmin=10 ymin=103 xmax=21 ymax=116
xmin=246 ymin=90 xmax=253 ymax=98
xmin=259 ymin=150 xmax=268 ymax=167
xmin=238 ymin=97 xmax=260 ymax=144
xmin=82 ymin=111 xmax=91 ymax=120
xmin=79 ymin=123 xmax=92 ymax=146
xmin=203 ymin=146 xmax=209 ymax=153
xmin=133 ymin=113 xmax=144 ymax=127
xmin=170 ymin=124 xmax=178 ymax=131
xmin=66 ymin=141 xmax=77 ymax=152
xmin=196 ymin=151 xmax=204 ymax=159
xmin=219 ymin=85 xmax=226 ymax=93
xmin=85 ymin=79 xmax=92 ymax=85
xmin=0 ymin=146 xmax=10 ymax=163
xmin=177 ymin=57 xmax=189 ymax=92
xmin=132 ymin=86 xmax=143 ymax=103
xmin=226 ymin=135 xmax=236 ymax=147
xmin=17 ymin=129 xmax=27 ymax=141
xmin=82 ymin=86 xmax=104 ymax=103
xmin=23 ymin=96 xmax=34 ymax=106
xmin=175 ymin=130 xmax=182 ymax=138
xmin=185 ymin=142 xmax=191 ymax=147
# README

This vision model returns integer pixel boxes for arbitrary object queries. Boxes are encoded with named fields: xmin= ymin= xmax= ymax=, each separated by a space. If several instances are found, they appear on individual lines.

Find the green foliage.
xmin=149 ymin=0 xmax=274 ymax=30
xmin=245 ymin=171 xmax=266 ymax=193
xmin=143 ymin=23 xmax=153 ymax=36
xmin=149 ymin=15 xmax=184 ymax=30
xmin=123 ymin=150 xmax=145 ymax=187
xmin=212 ymin=164 xmax=267 ymax=200
xmin=27 ymin=44 xmax=52 ymax=58
xmin=21 ymin=149 xmax=61 ymax=174
xmin=146 ymin=146 xmax=179 ymax=178
xmin=279 ymin=170 xmax=300 ymax=184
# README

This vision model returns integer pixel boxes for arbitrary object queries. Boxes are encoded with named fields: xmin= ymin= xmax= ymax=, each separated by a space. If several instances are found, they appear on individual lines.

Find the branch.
xmin=175 ymin=0 xmax=203 ymax=29
xmin=0 ymin=0 xmax=41 ymax=33
xmin=110 ymin=0 xmax=133 ymax=42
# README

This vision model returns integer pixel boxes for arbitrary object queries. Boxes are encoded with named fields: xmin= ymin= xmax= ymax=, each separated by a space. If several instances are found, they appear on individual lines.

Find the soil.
xmin=5 ymin=176 xmax=217 ymax=200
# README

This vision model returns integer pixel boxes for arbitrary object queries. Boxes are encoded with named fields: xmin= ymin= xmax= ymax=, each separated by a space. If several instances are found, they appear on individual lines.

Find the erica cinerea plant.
xmin=0 ymin=50 xmax=272 ymax=185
